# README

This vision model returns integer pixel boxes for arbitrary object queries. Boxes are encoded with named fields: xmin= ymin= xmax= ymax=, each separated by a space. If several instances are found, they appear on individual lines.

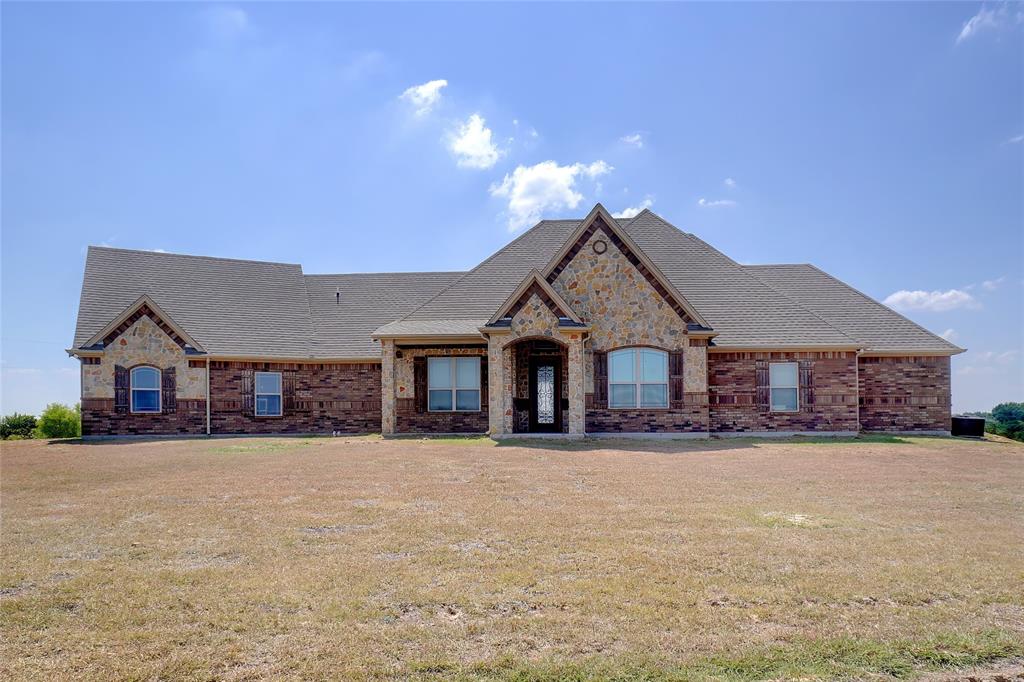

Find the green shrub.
xmin=35 ymin=403 xmax=81 ymax=439
xmin=1 ymin=413 xmax=37 ymax=439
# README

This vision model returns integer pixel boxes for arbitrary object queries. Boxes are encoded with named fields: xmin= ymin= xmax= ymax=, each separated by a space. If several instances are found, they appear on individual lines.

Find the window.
xmin=428 ymin=356 xmax=480 ymax=411
xmin=769 ymin=362 xmax=799 ymax=412
xmin=255 ymin=372 xmax=282 ymax=416
xmin=608 ymin=348 xmax=668 ymax=408
xmin=130 ymin=366 xmax=161 ymax=413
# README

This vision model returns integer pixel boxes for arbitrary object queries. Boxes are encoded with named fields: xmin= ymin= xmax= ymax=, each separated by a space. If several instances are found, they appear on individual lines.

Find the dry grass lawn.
xmin=2 ymin=434 xmax=1023 ymax=680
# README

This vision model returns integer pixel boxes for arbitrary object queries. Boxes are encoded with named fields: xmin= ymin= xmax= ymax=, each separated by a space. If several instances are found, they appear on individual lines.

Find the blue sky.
xmin=2 ymin=2 xmax=1021 ymax=415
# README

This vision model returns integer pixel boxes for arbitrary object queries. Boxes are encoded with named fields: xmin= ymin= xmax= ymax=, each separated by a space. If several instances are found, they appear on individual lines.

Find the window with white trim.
xmin=428 ymin=357 xmax=480 ymax=411
xmin=255 ymin=372 xmax=282 ymax=416
xmin=608 ymin=348 xmax=668 ymax=408
xmin=131 ymin=366 xmax=161 ymax=413
xmin=769 ymin=362 xmax=799 ymax=412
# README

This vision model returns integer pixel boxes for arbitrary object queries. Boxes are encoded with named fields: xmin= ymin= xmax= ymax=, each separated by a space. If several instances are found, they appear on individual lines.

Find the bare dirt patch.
xmin=1 ymin=434 xmax=1022 ymax=679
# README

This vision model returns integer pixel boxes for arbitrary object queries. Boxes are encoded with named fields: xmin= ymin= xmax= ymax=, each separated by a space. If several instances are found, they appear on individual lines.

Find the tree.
xmin=989 ymin=402 xmax=1024 ymax=442
xmin=1 ymin=413 xmax=37 ymax=439
xmin=36 ymin=403 xmax=81 ymax=439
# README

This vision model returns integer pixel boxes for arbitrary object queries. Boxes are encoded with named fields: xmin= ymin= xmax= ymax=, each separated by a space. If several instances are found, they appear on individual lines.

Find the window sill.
xmin=427 ymin=410 xmax=482 ymax=414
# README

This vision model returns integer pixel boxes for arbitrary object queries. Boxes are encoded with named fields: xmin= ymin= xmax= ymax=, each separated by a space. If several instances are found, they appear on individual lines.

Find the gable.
xmin=542 ymin=206 xmax=709 ymax=328
xmin=487 ymin=270 xmax=584 ymax=327
xmin=550 ymin=227 xmax=690 ymax=351
xmin=82 ymin=295 xmax=203 ymax=352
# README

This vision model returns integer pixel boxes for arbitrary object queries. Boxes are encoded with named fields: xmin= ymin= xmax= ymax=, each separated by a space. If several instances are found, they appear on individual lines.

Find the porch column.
xmin=565 ymin=332 xmax=585 ymax=435
xmin=486 ymin=333 xmax=511 ymax=436
xmin=380 ymin=339 xmax=396 ymax=435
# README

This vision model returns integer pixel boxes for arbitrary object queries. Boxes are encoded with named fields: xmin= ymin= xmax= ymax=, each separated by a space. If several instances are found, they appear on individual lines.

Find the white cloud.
xmin=939 ymin=328 xmax=959 ymax=342
xmin=982 ymin=276 xmax=1006 ymax=291
xmin=882 ymin=288 xmax=978 ymax=312
xmin=955 ymin=349 xmax=1019 ymax=376
xmin=399 ymin=79 xmax=447 ymax=116
xmin=956 ymin=4 xmax=1020 ymax=44
xmin=724 ymin=177 xmax=737 ymax=188
xmin=447 ymin=114 xmax=503 ymax=169
xmin=697 ymin=198 xmax=737 ymax=208
xmin=620 ymin=133 xmax=644 ymax=148
xmin=490 ymin=160 xmax=613 ymax=232
xmin=613 ymin=198 xmax=654 ymax=220
xmin=201 ymin=6 xmax=250 ymax=40
xmin=1007 ymin=134 xmax=1024 ymax=144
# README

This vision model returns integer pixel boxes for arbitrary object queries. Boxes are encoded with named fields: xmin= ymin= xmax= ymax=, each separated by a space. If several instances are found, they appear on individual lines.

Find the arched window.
xmin=608 ymin=348 xmax=668 ymax=409
xmin=130 ymin=366 xmax=161 ymax=413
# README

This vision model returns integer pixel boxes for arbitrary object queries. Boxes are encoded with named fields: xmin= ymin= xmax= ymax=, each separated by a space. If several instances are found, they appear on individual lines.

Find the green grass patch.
xmin=409 ymin=629 xmax=1023 ymax=681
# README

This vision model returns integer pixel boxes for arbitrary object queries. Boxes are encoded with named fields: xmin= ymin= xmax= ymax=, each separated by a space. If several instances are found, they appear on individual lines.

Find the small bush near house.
xmin=1 ymin=413 xmax=37 ymax=439
xmin=35 ymin=403 xmax=81 ymax=439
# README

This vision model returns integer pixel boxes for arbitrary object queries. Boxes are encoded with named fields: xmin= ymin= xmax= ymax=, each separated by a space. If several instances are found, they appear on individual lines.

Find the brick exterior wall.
xmin=209 ymin=361 xmax=381 ymax=435
xmin=81 ymin=398 xmax=206 ymax=436
xmin=395 ymin=401 xmax=489 ymax=433
xmin=585 ymin=395 xmax=709 ymax=433
xmin=858 ymin=356 xmax=951 ymax=432
xmin=708 ymin=351 xmax=859 ymax=433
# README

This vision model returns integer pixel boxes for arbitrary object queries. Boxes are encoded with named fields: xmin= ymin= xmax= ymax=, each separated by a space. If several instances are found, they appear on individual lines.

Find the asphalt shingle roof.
xmin=743 ymin=263 xmax=963 ymax=353
xmin=74 ymin=247 xmax=316 ymax=358
xmin=74 ymin=209 xmax=959 ymax=358
xmin=305 ymin=272 xmax=463 ymax=358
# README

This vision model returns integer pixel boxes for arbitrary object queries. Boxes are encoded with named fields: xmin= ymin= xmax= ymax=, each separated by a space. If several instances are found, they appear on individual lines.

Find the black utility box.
xmin=951 ymin=416 xmax=986 ymax=438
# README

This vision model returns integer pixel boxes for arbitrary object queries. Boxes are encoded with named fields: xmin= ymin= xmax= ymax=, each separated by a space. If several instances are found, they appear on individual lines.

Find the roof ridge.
xmin=88 ymin=245 xmax=301 ymax=268
xmin=304 ymin=271 xmax=465 ymax=278
xmin=800 ymin=263 xmax=964 ymax=352
xmin=639 ymin=214 xmax=858 ymax=345
xmin=390 ymin=218 xmax=566 ymax=324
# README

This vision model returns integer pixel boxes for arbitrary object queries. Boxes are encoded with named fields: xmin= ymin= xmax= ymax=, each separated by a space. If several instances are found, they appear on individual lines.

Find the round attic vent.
xmin=592 ymin=239 xmax=608 ymax=254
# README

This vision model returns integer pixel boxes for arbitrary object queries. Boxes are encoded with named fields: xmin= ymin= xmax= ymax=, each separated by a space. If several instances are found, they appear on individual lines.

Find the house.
xmin=69 ymin=205 xmax=963 ymax=438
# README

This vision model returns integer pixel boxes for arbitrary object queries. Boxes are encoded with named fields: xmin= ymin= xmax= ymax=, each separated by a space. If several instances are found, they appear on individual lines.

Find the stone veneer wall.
xmin=708 ymin=351 xmax=859 ymax=432
xmin=551 ymin=230 xmax=689 ymax=351
xmin=394 ymin=346 xmax=489 ymax=434
xmin=858 ymin=356 xmax=951 ymax=432
xmin=489 ymin=293 xmax=585 ymax=435
xmin=81 ymin=315 xmax=208 ymax=436
xmin=82 ymin=315 xmax=206 ymax=400
xmin=549 ymin=228 xmax=706 ymax=433
xmin=209 ymin=361 xmax=380 ymax=434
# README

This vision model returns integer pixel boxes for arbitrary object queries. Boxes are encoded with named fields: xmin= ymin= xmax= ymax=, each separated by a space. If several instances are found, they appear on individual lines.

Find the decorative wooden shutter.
xmin=114 ymin=365 xmax=129 ymax=414
xmin=669 ymin=350 xmax=685 ymax=406
xmin=413 ymin=357 xmax=427 ymax=413
xmin=283 ymin=371 xmax=296 ymax=413
xmin=592 ymin=350 xmax=608 ymax=409
xmin=479 ymin=356 xmax=488 ymax=408
xmin=755 ymin=360 xmax=770 ymax=412
xmin=240 ymin=368 xmax=254 ymax=416
xmin=799 ymin=360 xmax=814 ymax=412
xmin=161 ymin=366 xmax=177 ymax=414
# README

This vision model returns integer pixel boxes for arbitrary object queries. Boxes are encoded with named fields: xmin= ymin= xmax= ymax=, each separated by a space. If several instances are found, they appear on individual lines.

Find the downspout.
xmin=206 ymin=357 xmax=211 ymax=436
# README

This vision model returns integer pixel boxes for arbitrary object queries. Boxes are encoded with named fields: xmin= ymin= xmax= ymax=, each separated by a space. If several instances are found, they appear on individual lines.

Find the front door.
xmin=529 ymin=357 xmax=561 ymax=433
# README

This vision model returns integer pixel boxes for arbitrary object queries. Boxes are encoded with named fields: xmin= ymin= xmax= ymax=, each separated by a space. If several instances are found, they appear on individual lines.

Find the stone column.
xmin=380 ymin=339 xmax=396 ymax=435
xmin=565 ymin=332 xmax=586 ymax=435
xmin=487 ymin=333 xmax=512 ymax=436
